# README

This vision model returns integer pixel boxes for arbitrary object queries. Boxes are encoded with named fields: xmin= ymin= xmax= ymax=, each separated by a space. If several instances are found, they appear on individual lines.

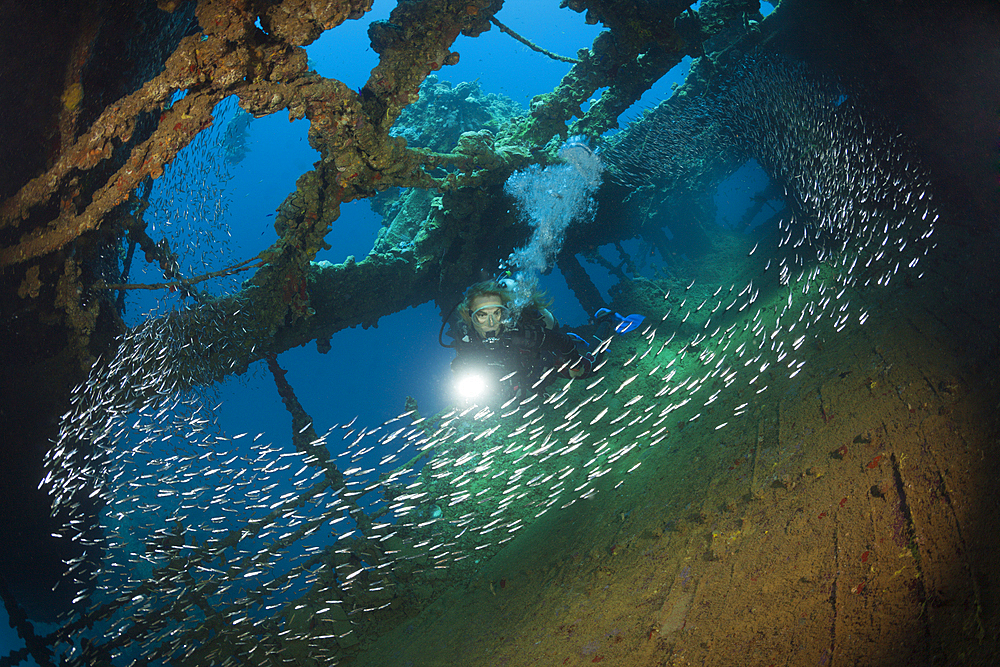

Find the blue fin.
xmin=614 ymin=313 xmax=645 ymax=334
xmin=594 ymin=308 xmax=645 ymax=335
xmin=566 ymin=332 xmax=590 ymax=351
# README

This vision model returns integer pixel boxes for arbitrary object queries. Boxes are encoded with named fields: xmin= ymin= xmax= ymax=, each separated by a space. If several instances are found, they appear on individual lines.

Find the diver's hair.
xmin=458 ymin=280 xmax=551 ymax=326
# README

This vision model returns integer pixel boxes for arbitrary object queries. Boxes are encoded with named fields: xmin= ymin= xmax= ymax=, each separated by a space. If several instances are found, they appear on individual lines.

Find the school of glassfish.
xmin=40 ymin=55 xmax=937 ymax=665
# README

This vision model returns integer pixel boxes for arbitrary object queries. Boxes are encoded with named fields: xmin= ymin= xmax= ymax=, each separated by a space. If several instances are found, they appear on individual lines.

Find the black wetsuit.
xmin=451 ymin=310 xmax=591 ymax=405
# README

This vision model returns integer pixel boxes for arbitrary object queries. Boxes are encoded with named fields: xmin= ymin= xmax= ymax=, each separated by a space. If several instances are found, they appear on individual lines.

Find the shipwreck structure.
xmin=2 ymin=0 xmax=1000 ymax=665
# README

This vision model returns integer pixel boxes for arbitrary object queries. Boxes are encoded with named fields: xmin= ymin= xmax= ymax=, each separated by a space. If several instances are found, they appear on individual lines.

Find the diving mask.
xmin=471 ymin=304 xmax=509 ymax=328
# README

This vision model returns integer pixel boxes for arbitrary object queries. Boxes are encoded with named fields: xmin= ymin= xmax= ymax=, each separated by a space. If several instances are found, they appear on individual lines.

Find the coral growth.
xmin=390 ymin=75 xmax=522 ymax=153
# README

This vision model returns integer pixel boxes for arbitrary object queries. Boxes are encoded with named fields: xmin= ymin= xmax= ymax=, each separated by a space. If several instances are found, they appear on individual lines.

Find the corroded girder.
xmin=363 ymin=0 xmax=500 ymax=132
xmin=0 ymin=0 xmax=497 ymax=269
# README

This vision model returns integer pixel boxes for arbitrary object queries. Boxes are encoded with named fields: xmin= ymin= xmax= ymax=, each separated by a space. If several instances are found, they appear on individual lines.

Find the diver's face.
xmin=470 ymin=295 xmax=505 ymax=339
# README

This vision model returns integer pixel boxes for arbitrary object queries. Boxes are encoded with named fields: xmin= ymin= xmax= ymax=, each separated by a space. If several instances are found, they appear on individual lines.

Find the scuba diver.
xmin=444 ymin=279 xmax=644 ymax=408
